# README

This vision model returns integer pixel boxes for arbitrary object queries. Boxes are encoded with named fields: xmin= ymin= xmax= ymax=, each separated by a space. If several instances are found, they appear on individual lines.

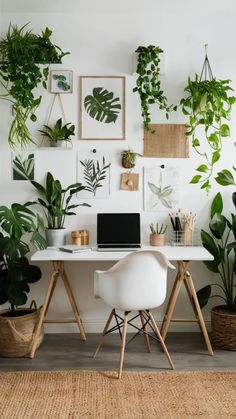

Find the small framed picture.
xmin=49 ymin=70 xmax=73 ymax=93
xmin=80 ymin=76 xmax=126 ymax=140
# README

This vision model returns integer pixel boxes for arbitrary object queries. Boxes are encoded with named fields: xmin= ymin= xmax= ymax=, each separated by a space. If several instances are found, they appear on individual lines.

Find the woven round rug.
xmin=0 ymin=370 xmax=235 ymax=418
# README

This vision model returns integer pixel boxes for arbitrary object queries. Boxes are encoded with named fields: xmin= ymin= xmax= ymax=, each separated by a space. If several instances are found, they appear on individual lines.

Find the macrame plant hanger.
xmin=199 ymin=44 xmax=214 ymax=82
xmin=40 ymin=93 xmax=72 ymax=148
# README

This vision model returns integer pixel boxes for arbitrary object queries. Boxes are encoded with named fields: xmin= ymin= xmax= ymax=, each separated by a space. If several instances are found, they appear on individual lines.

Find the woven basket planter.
xmin=211 ymin=305 xmax=236 ymax=351
xmin=0 ymin=305 xmax=44 ymax=357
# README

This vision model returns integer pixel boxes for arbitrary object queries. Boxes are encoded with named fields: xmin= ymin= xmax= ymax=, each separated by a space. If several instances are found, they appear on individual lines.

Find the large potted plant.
xmin=180 ymin=51 xmax=236 ymax=194
xmin=197 ymin=189 xmax=236 ymax=349
xmin=0 ymin=203 xmax=47 ymax=357
xmin=39 ymin=118 xmax=75 ymax=148
xmin=0 ymin=23 xmax=69 ymax=148
xmin=26 ymin=172 xmax=90 ymax=246
xmin=133 ymin=45 xmax=177 ymax=132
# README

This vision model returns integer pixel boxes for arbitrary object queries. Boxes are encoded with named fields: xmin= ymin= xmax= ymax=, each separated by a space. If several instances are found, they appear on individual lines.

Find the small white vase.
xmin=45 ymin=228 xmax=66 ymax=247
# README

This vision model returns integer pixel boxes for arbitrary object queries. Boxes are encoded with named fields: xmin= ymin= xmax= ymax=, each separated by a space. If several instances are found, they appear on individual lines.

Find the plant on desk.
xmin=149 ymin=222 xmax=167 ymax=246
xmin=0 ymin=203 xmax=47 ymax=357
xmin=197 ymin=189 xmax=236 ymax=349
xmin=26 ymin=172 xmax=91 ymax=247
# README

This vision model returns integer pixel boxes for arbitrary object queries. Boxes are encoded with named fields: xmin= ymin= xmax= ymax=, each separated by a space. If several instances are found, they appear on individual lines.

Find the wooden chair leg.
xmin=93 ymin=309 xmax=114 ymax=359
xmin=140 ymin=310 xmax=151 ymax=352
xmin=148 ymin=311 xmax=174 ymax=370
xmin=118 ymin=311 xmax=128 ymax=379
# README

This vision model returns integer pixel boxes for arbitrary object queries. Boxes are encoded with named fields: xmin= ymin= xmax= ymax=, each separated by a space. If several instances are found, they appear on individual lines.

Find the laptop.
xmin=97 ymin=213 xmax=141 ymax=251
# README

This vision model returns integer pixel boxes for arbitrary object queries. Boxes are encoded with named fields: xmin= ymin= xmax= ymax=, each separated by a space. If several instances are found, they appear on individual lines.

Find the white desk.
xmin=30 ymin=246 xmax=214 ymax=358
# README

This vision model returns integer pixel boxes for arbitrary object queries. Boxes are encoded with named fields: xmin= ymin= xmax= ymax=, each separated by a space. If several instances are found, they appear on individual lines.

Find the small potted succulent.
xmin=149 ymin=222 xmax=167 ymax=246
xmin=39 ymin=118 xmax=75 ymax=147
xmin=121 ymin=148 xmax=142 ymax=169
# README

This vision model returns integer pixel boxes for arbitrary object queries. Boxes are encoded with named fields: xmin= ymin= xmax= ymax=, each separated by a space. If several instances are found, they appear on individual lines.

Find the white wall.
xmin=1 ymin=0 xmax=236 ymax=332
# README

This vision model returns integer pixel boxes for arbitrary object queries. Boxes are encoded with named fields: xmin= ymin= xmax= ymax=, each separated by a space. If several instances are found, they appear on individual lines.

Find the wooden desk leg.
xmin=184 ymin=271 xmax=214 ymax=356
xmin=29 ymin=268 xmax=59 ymax=359
xmin=160 ymin=262 xmax=185 ymax=340
xmin=61 ymin=265 xmax=86 ymax=341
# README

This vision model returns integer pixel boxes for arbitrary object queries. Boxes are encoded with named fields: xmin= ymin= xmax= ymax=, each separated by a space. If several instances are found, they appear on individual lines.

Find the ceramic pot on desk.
xmin=45 ymin=228 xmax=66 ymax=247
xmin=149 ymin=233 xmax=165 ymax=246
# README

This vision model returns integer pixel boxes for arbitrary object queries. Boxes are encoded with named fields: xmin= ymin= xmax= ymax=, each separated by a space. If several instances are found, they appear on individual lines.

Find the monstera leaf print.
xmin=84 ymin=87 xmax=121 ymax=123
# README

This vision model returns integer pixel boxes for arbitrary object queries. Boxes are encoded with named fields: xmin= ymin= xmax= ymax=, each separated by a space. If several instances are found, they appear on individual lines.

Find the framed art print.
xmin=50 ymin=70 xmax=73 ymax=93
xmin=80 ymin=76 xmax=126 ymax=140
xmin=12 ymin=152 xmax=35 ymax=181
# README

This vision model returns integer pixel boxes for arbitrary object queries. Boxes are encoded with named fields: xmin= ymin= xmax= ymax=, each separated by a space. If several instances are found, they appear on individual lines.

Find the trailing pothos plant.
xmin=180 ymin=54 xmax=236 ymax=193
xmin=133 ymin=45 xmax=177 ymax=132
xmin=0 ymin=23 xmax=69 ymax=148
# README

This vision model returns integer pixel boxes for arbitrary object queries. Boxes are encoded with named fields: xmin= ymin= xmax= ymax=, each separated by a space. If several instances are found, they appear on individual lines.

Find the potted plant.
xmin=180 ymin=52 xmax=236 ymax=194
xmin=0 ymin=23 xmax=69 ymax=148
xmin=121 ymin=148 xmax=142 ymax=169
xmin=197 ymin=190 xmax=236 ymax=349
xmin=133 ymin=45 xmax=177 ymax=132
xmin=0 ymin=203 xmax=47 ymax=357
xmin=38 ymin=118 xmax=75 ymax=147
xmin=26 ymin=172 xmax=90 ymax=246
xmin=149 ymin=222 xmax=167 ymax=246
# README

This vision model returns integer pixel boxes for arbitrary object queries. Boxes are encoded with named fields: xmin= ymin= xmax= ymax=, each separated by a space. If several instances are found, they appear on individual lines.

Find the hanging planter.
xmin=180 ymin=45 xmax=236 ymax=193
xmin=133 ymin=45 xmax=177 ymax=132
xmin=0 ymin=23 xmax=69 ymax=149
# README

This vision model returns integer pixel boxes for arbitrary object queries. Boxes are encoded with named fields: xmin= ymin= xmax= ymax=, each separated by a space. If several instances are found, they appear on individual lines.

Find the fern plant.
xmin=80 ymin=157 xmax=111 ymax=196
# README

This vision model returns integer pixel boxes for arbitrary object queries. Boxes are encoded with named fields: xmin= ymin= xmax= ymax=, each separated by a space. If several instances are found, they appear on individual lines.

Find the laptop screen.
xmin=97 ymin=213 xmax=141 ymax=249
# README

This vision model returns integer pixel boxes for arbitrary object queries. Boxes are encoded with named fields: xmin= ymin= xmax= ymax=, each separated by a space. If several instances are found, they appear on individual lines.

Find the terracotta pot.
xmin=211 ymin=305 xmax=236 ymax=350
xmin=122 ymin=157 xmax=135 ymax=169
xmin=149 ymin=234 xmax=165 ymax=246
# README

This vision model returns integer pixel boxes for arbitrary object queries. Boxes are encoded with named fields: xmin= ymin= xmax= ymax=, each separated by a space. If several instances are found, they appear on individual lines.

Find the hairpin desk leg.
xmin=161 ymin=260 xmax=213 ymax=356
xmin=29 ymin=261 xmax=86 ymax=359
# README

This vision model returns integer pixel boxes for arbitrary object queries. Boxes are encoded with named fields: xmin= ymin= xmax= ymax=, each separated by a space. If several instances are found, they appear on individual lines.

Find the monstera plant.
xmin=84 ymin=87 xmax=121 ymax=124
xmin=0 ymin=23 xmax=69 ymax=148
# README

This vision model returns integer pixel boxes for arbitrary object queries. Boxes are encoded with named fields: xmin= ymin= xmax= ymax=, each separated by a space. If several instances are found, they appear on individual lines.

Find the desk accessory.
xmin=71 ymin=230 xmax=89 ymax=245
xmin=59 ymin=245 xmax=92 ymax=253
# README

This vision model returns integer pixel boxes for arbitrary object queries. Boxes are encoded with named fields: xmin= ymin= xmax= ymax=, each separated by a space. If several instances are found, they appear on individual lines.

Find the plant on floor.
xmin=0 ymin=23 xmax=69 ymax=148
xmin=133 ymin=45 xmax=177 ymax=132
xmin=0 ymin=203 xmax=46 ymax=312
xmin=197 ymin=191 xmax=236 ymax=312
xmin=121 ymin=148 xmax=142 ymax=169
xmin=180 ymin=50 xmax=236 ymax=194
xmin=38 ymin=118 xmax=75 ymax=146
xmin=26 ymin=172 xmax=90 ymax=229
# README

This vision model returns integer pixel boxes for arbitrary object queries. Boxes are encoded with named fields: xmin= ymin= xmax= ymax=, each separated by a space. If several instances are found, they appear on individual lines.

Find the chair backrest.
xmin=94 ymin=250 xmax=175 ymax=311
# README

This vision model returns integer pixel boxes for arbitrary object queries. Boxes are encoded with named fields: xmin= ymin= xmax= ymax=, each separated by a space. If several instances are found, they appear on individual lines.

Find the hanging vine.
xmin=180 ymin=46 xmax=236 ymax=193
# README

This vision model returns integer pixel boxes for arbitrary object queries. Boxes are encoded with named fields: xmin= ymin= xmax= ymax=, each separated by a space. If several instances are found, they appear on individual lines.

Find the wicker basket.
xmin=0 ymin=304 xmax=44 ymax=357
xmin=211 ymin=305 xmax=236 ymax=351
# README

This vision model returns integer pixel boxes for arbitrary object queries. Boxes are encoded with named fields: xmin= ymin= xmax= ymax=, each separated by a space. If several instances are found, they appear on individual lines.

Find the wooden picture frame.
xmin=80 ymin=76 xmax=126 ymax=140
xmin=49 ymin=70 xmax=73 ymax=94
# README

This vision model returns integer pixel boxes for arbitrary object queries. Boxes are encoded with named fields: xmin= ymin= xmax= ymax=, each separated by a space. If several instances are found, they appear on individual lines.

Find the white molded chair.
xmin=93 ymin=250 xmax=175 ymax=379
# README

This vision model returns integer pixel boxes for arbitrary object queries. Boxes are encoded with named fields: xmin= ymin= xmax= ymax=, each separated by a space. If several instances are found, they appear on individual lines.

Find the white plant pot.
xmin=45 ymin=228 xmax=66 ymax=247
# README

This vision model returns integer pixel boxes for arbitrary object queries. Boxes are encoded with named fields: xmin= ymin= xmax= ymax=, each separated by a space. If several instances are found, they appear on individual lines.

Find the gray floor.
xmin=0 ymin=333 xmax=236 ymax=372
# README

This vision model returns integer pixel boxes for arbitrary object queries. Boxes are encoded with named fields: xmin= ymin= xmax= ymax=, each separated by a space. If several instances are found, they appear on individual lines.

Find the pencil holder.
xmin=170 ymin=228 xmax=200 ymax=246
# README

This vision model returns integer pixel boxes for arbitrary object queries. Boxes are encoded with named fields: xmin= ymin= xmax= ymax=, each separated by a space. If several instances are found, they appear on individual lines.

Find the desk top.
xmin=31 ymin=246 xmax=214 ymax=262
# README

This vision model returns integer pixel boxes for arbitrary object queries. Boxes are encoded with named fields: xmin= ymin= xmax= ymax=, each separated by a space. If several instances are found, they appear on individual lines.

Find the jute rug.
xmin=0 ymin=370 xmax=235 ymax=419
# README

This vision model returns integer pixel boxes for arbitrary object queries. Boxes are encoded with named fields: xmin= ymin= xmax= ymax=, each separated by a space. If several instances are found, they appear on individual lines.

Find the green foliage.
xmin=38 ymin=118 xmax=75 ymax=144
xmin=133 ymin=45 xmax=177 ymax=132
xmin=80 ymin=157 xmax=110 ymax=196
xmin=13 ymin=153 xmax=34 ymax=180
xmin=197 ymin=192 xmax=236 ymax=312
xmin=0 ymin=203 xmax=46 ymax=311
xmin=26 ymin=172 xmax=90 ymax=229
xmin=0 ymin=23 xmax=69 ymax=148
xmin=52 ymin=74 xmax=70 ymax=91
xmin=84 ymin=87 xmax=121 ymax=123
xmin=215 ymin=169 xmax=236 ymax=187
xmin=121 ymin=149 xmax=142 ymax=169
xmin=149 ymin=222 xmax=167 ymax=235
xmin=180 ymin=74 xmax=236 ymax=193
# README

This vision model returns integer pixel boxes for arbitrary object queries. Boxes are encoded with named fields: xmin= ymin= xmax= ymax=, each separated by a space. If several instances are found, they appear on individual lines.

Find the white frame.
xmin=80 ymin=76 xmax=126 ymax=140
